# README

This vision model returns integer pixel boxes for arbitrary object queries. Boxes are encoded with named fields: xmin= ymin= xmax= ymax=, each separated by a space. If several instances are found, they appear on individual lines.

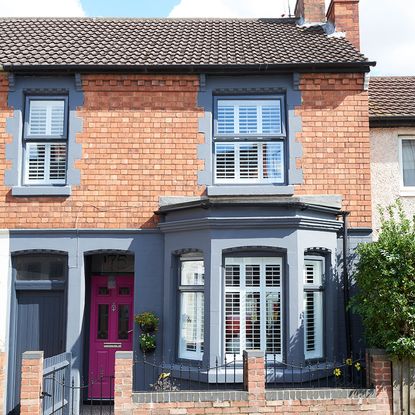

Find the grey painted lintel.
xmin=159 ymin=217 xmax=343 ymax=233
xmin=207 ymin=185 xmax=294 ymax=196
xmin=22 ymin=351 xmax=44 ymax=360
xmin=132 ymin=390 xmax=249 ymax=404
xmin=243 ymin=350 xmax=264 ymax=358
xmin=9 ymin=228 xmax=161 ymax=235
xmin=116 ymin=351 xmax=133 ymax=359
xmin=12 ymin=185 xmax=71 ymax=197
xmin=265 ymin=388 xmax=376 ymax=401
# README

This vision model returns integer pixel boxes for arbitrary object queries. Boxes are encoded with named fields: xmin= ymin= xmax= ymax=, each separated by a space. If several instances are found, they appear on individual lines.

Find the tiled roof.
xmin=0 ymin=18 xmax=371 ymax=70
xmin=369 ymin=77 xmax=415 ymax=119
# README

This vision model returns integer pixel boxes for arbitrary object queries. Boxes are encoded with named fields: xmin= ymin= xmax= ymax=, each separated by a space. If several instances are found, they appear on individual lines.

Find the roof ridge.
xmin=0 ymin=16 xmax=297 ymax=22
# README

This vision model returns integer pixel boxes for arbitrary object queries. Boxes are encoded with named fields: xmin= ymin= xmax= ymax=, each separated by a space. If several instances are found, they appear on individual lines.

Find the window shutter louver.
xmin=28 ymin=100 xmax=65 ymax=138
xmin=224 ymin=257 xmax=283 ymax=360
xmin=26 ymin=143 xmax=46 ymax=182
xmin=216 ymin=144 xmax=236 ymax=179
xmin=304 ymin=259 xmax=324 ymax=360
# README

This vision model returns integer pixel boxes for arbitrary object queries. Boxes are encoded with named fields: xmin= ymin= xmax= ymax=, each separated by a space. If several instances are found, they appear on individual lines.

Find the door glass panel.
xmin=97 ymin=304 xmax=109 ymax=339
xmin=118 ymin=305 xmax=129 ymax=340
xmin=98 ymin=287 xmax=109 ymax=296
xmin=119 ymin=287 xmax=130 ymax=296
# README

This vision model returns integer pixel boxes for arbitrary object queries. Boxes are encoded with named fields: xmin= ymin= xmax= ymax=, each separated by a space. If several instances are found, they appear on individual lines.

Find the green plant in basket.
xmin=135 ymin=312 xmax=159 ymax=333
xmin=139 ymin=333 xmax=156 ymax=353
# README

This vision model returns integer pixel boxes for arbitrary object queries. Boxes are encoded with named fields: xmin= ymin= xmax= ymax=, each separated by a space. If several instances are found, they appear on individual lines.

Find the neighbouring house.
xmin=369 ymin=76 xmax=415 ymax=234
xmin=0 ymin=0 xmax=376 ymax=413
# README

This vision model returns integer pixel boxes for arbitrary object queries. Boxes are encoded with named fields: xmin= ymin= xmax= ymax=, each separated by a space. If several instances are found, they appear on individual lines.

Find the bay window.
xmin=214 ymin=98 xmax=286 ymax=184
xmin=303 ymin=258 xmax=324 ymax=360
xmin=224 ymin=257 xmax=282 ymax=359
xmin=178 ymin=255 xmax=204 ymax=360
xmin=23 ymin=97 xmax=68 ymax=185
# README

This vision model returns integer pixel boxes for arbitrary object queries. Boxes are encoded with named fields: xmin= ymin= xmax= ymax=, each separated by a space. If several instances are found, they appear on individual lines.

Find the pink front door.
xmin=89 ymin=275 xmax=134 ymax=399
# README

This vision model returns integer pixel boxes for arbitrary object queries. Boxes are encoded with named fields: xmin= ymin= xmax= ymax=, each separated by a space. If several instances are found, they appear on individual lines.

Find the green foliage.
xmin=350 ymin=200 xmax=415 ymax=358
xmin=135 ymin=312 xmax=159 ymax=333
xmin=139 ymin=333 xmax=156 ymax=353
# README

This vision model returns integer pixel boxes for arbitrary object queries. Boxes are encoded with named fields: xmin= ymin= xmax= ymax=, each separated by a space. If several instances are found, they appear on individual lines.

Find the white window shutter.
xmin=224 ymin=257 xmax=283 ymax=360
xmin=24 ymin=142 xmax=67 ymax=185
xmin=28 ymin=100 xmax=65 ymax=138
xmin=304 ymin=259 xmax=324 ymax=360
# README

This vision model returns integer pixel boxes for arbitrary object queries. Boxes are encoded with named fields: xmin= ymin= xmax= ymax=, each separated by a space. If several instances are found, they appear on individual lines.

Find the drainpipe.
xmin=338 ymin=211 xmax=352 ymax=358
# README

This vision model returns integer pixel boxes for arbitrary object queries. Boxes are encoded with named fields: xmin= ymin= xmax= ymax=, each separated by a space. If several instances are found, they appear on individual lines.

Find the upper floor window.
xmin=23 ymin=97 xmax=68 ymax=185
xmin=400 ymin=137 xmax=415 ymax=188
xmin=214 ymin=97 xmax=286 ymax=184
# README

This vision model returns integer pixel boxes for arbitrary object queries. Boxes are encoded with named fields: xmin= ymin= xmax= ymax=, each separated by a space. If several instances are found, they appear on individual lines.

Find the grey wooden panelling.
xmin=393 ymin=358 xmax=415 ymax=415
xmin=13 ymin=290 xmax=66 ymax=410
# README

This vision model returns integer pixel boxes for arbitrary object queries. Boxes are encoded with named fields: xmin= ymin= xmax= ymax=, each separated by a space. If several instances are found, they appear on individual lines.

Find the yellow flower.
xmin=333 ymin=368 xmax=342 ymax=377
xmin=159 ymin=372 xmax=171 ymax=380
xmin=345 ymin=358 xmax=353 ymax=366
xmin=354 ymin=362 xmax=362 ymax=371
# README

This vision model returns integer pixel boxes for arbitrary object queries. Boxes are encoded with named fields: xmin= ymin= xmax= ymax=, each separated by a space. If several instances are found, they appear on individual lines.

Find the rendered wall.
xmin=370 ymin=127 xmax=415 ymax=235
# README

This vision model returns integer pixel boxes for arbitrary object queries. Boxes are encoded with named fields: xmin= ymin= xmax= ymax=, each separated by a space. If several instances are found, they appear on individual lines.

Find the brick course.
xmin=0 ymin=72 xmax=371 ymax=229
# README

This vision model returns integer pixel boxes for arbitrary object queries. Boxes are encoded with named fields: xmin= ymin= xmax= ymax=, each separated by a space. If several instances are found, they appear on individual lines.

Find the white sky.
xmin=170 ymin=0 xmax=415 ymax=76
xmin=1 ymin=0 xmax=414 ymax=76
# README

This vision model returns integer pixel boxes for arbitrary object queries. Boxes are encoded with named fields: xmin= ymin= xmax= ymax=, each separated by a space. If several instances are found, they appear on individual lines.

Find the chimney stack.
xmin=294 ymin=0 xmax=326 ymax=24
xmin=326 ymin=0 xmax=360 ymax=50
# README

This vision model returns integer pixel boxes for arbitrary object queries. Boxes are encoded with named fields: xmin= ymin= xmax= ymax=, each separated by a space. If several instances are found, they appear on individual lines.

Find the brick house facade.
xmin=0 ymin=0 xmax=376 ymax=413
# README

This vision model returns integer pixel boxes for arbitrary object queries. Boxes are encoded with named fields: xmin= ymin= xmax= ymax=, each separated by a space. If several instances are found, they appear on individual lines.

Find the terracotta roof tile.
xmin=369 ymin=77 xmax=415 ymax=119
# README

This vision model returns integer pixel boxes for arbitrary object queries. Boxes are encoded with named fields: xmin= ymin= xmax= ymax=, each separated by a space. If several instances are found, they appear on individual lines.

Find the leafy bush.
xmin=350 ymin=200 xmax=415 ymax=358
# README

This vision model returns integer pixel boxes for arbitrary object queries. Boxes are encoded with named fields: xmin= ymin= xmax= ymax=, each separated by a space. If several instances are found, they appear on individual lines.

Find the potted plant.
xmin=135 ymin=312 xmax=159 ymax=333
xmin=139 ymin=333 xmax=156 ymax=353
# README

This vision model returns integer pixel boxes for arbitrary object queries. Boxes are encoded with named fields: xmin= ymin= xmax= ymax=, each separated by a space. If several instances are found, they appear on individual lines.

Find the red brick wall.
xmin=114 ymin=350 xmax=392 ymax=415
xmin=0 ymin=73 xmax=204 ymax=229
xmin=295 ymin=73 xmax=371 ymax=228
xmin=0 ymin=72 xmax=371 ymax=229
xmin=327 ymin=0 xmax=360 ymax=50
xmin=20 ymin=352 xmax=43 ymax=415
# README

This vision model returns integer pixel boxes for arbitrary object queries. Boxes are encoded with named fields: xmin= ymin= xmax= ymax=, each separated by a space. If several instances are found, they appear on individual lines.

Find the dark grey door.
xmin=12 ymin=290 xmax=66 ymax=413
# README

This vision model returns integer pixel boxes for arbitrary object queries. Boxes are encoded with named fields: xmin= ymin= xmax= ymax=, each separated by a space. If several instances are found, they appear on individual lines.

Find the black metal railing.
xmin=265 ymin=351 xmax=366 ymax=389
xmin=42 ymin=372 xmax=115 ymax=415
xmin=134 ymin=354 xmax=244 ymax=392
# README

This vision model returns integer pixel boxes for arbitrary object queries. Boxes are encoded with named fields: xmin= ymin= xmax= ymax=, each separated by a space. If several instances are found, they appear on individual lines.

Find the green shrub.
xmin=350 ymin=200 xmax=415 ymax=358
xmin=135 ymin=312 xmax=159 ymax=333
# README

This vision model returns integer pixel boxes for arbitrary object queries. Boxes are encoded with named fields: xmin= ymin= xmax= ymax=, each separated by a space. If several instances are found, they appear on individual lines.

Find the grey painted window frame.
xmin=5 ymin=76 xmax=83 ymax=197
xmin=23 ymin=95 xmax=69 ymax=140
xmin=303 ymin=255 xmax=325 ymax=361
xmin=177 ymin=255 xmax=205 ymax=361
xmin=213 ymin=95 xmax=287 ymax=185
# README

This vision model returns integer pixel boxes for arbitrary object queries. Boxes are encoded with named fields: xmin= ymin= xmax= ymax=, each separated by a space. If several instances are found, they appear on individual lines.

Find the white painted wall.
xmin=371 ymin=127 xmax=415 ymax=236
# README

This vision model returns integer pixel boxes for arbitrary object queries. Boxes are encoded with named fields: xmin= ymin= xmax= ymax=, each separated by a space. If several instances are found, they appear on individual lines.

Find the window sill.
xmin=207 ymin=185 xmax=294 ymax=197
xmin=399 ymin=188 xmax=415 ymax=197
xmin=12 ymin=185 xmax=71 ymax=197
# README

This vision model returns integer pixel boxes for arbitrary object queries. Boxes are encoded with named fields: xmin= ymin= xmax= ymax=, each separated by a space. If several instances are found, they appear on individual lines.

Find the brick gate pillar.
xmin=20 ymin=351 xmax=43 ymax=415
